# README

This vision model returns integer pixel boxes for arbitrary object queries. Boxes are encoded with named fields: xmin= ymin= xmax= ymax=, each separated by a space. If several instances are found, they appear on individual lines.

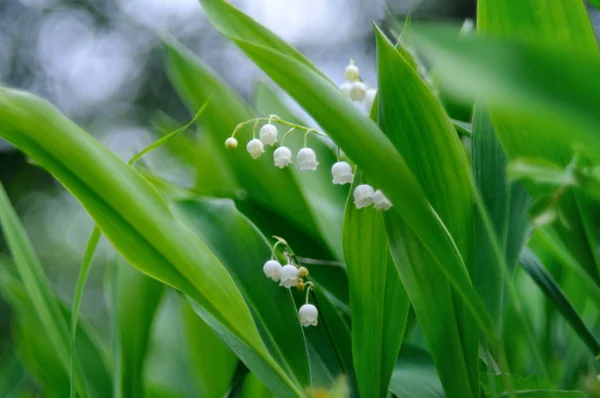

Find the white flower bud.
xmin=373 ymin=190 xmax=392 ymax=211
xmin=297 ymin=148 xmax=319 ymax=171
xmin=354 ymin=184 xmax=375 ymax=209
xmin=279 ymin=265 xmax=300 ymax=288
xmin=274 ymin=146 xmax=293 ymax=168
xmin=263 ymin=260 xmax=282 ymax=282
xmin=299 ymin=304 xmax=318 ymax=327
xmin=349 ymin=81 xmax=367 ymax=101
xmin=246 ymin=138 xmax=264 ymax=159
xmin=344 ymin=63 xmax=360 ymax=82
xmin=365 ymin=88 xmax=377 ymax=110
xmin=225 ymin=137 xmax=238 ymax=149
xmin=331 ymin=161 xmax=353 ymax=185
xmin=339 ymin=82 xmax=352 ymax=98
xmin=259 ymin=124 xmax=278 ymax=146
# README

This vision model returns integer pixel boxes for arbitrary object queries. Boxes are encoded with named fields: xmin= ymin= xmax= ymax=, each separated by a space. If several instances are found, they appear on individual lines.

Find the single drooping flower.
xmin=339 ymin=82 xmax=352 ymax=97
xmin=299 ymin=304 xmax=318 ymax=327
xmin=260 ymin=123 xmax=278 ymax=146
xmin=279 ymin=265 xmax=300 ymax=288
xmin=297 ymin=148 xmax=319 ymax=171
xmin=331 ymin=161 xmax=353 ymax=185
xmin=225 ymin=137 xmax=238 ymax=149
xmin=263 ymin=260 xmax=283 ymax=282
xmin=373 ymin=190 xmax=392 ymax=211
xmin=365 ymin=88 xmax=377 ymax=110
xmin=273 ymin=146 xmax=293 ymax=168
xmin=349 ymin=81 xmax=367 ymax=101
xmin=344 ymin=62 xmax=360 ymax=82
xmin=247 ymin=138 xmax=264 ymax=159
xmin=354 ymin=184 xmax=375 ymax=209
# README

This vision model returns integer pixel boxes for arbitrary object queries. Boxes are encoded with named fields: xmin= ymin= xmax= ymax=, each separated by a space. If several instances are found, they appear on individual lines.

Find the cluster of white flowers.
xmin=339 ymin=60 xmax=377 ymax=111
xmin=262 ymin=238 xmax=318 ymax=327
xmin=353 ymin=184 xmax=392 ymax=211
xmin=225 ymin=116 xmax=356 ymax=186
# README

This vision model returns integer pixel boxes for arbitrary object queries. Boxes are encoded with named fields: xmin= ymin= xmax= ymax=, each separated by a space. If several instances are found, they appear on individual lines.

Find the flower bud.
xmin=373 ymin=190 xmax=392 ymax=211
xmin=354 ymin=184 xmax=375 ymax=209
xmin=279 ymin=265 xmax=300 ymax=288
xmin=263 ymin=260 xmax=282 ymax=282
xmin=349 ymin=81 xmax=367 ymax=101
xmin=299 ymin=304 xmax=318 ymax=327
xmin=225 ymin=137 xmax=238 ymax=149
xmin=331 ymin=161 xmax=353 ymax=185
xmin=273 ymin=146 xmax=293 ymax=168
xmin=344 ymin=63 xmax=360 ymax=82
xmin=297 ymin=148 xmax=319 ymax=171
xmin=246 ymin=138 xmax=264 ymax=159
xmin=296 ymin=280 xmax=305 ymax=291
xmin=259 ymin=124 xmax=278 ymax=146
xmin=365 ymin=88 xmax=377 ymax=110
xmin=339 ymin=82 xmax=352 ymax=97
xmin=298 ymin=266 xmax=309 ymax=277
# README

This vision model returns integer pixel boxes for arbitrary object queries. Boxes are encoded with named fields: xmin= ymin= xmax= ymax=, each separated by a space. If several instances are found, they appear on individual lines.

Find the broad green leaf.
xmin=343 ymin=175 xmax=409 ymax=398
xmin=240 ymin=373 xmax=275 ymax=398
xmin=180 ymin=295 xmax=238 ymax=398
xmin=0 ymin=88 xmax=301 ymax=397
xmin=520 ymin=248 xmax=600 ymax=356
xmin=199 ymin=0 xmax=497 ymax=345
xmin=376 ymin=28 xmax=478 ymax=397
xmin=389 ymin=346 xmax=444 ymax=398
xmin=117 ymin=263 xmax=165 ymax=398
xmin=0 ymin=183 xmax=90 ymax=396
xmin=481 ymin=373 xmax=585 ymax=397
xmin=472 ymin=105 xmax=531 ymax=325
xmin=172 ymin=198 xmax=310 ymax=387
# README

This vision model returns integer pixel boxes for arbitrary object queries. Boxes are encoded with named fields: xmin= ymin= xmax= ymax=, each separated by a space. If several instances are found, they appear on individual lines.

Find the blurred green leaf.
xmin=389 ymin=346 xmax=444 ymax=398
xmin=481 ymin=373 xmax=585 ymax=397
xmin=0 ymin=88 xmax=302 ymax=397
xmin=342 ymin=175 xmax=409 ymax=398
xmin=198 ymin=0 xmax=497 ymax=346
xmin=172 ymin=198 xmax=310 ymax=387
xmin=376 ymin=27 xmax=478 ymax=397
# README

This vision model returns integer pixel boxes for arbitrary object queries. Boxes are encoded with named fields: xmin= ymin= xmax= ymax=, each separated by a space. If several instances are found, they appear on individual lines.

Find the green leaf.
xmin=172 ymin=198 xmax=310 ymax=387
xmin=0 ymin=88 xmax=301 ymax=397
xmin=342 ymin=175 xmax=409 ymax=398
xmin=198 ymin=0 xmax=497 ymax=346
xmin=389 ymin=346 xmax=444 ymax=398
xmin=481 ymin=373 xmax=585 ymax=397
xmin=520 ymin=248 xmax=600 ymax=356
xmin=375 ymin=27 xmax=478 ymax=397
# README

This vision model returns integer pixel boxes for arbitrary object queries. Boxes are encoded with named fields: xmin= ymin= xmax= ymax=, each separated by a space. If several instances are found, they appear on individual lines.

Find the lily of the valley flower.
xmin=339 ymin=82 xmax=351 ymax=97
xmin=273 ymin=146 xmax=293 ymax=168
xmin=247 ymin=138 xmax=264 ymax=159
xmin=299 ymin=304 xmax=319 ymax=327
xmin=263 ymin=260 xmax=283 ymax=282
xmin=331 ymin=161 xmax=353 ymax=185
xmin=354 ymin=184 xmax=375 ymax=209
xmin=225 ymin=137 xmax=238 ymax=149
xmin=373 ymin=190 xmax=392 ymax=211
xmin=297 ymin=148 xmax=319 ymax=171
xmin=365 ymin=88 xmax=377 ymax=110
xmin=349 ymin=81 xmax=367 ymax=101
xmin=279 ymin=265 xmax=300 ymax=288
xmin=259 ymin=123 xmax=278 ymax=146
xmin=344 ymin=62 xmax=360 ymax=82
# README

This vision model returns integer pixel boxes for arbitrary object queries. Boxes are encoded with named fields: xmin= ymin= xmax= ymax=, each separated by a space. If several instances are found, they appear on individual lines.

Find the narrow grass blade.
xmin=343 ymin=175 xmax=409 ymax=398
xmin=520 ymin=248 xmax=600 ymax=356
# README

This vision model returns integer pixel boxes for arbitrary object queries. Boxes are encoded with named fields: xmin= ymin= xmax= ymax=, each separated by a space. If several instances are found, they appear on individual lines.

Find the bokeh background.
xmin=1 ymin=0 xmax=600 ymax=393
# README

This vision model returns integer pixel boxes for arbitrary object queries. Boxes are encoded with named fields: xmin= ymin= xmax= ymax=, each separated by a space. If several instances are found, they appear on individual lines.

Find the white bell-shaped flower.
xmin=259 ymin=124 xmax=278 ymax=146
xmin=299 ymin=304 xmax=318 ymax=327
xmin=354 ymin=184 xmax=375 ymax=209
xmin=263 ymin=260 xmax=283 ymax=282
xmin=297 ymin=148 xmax=319 ymax=171
xmin=279 ymin=265 xmax=300 ymax=288
xmin=273 ymin=146 xmax=293 ymax=168
xmin=331 ymin=161 xmax=353 ymax=185
xmin=339 ymin=82 xmax=352 ymax=98
xmin=365 ymin=88 xmax=377 ymax=110
xmin=225 ymin=137 xmax=238 ymax=149
xmin=344 ymin=63 xmax=360 ymax=82
xmin=349 ymin=81 xmax=367 ymax=101
xmin=246 ymin=138 xmax=264 ymax=159
xmin=373 ymin=190 xmax=392 ymax=211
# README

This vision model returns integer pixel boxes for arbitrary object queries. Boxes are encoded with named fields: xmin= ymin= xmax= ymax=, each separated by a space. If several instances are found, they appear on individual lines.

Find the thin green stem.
xmin=280 ymin=127 xmax=296 ymax=146
xmin=252 ymin=119 xmax=260 ymax=138
xmin=304 ymin=282 xmax=314 ymax=304
xmin=270 ymin=241 xmax=283 ymax=260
